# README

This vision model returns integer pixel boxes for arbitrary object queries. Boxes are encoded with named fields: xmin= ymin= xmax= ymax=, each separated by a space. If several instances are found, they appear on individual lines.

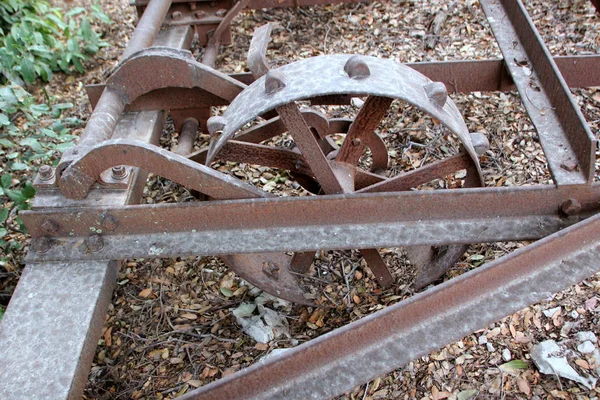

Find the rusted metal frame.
xmin=22 ymin=185 xmax=600 ymax=262
xmin=174 ymin=118 xmax=200 ymax=156
xmin=180 ymin=212 xmax=600 ymax=400
xmin=201 ymin=0 xmax=253 ymax=67
xmin=83 ymin=55 xmax=600 ymax=111
xmin=480 ymin=0 xmax=597 ymax=187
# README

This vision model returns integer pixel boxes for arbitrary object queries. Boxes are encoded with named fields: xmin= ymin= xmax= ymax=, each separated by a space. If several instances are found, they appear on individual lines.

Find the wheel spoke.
xmin=277 ymin=103 xmax=344 ymax=194
xmin=336 ymin=96 xmax=393 ymax=166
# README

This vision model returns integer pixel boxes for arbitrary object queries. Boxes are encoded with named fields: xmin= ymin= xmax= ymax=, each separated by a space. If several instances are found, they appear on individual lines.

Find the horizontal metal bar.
xmin=22 ymin=185 xmax=600 ymax=262
xmin=85 ymin=55 xmax=600 ymax=110
xmin=480 ymin=0 xmax=596 ymax=186
xmin=130 ymin=0 xmax=360 ymax=9
xmin=181 ymin=212 xmax=600 ymax=400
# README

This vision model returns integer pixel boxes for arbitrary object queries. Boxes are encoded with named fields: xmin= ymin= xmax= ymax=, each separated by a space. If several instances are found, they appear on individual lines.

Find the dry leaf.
xmin=104 ymin=326 xmax=112 ymax=347
xmin=181 ymin=313 xmax=198 ymax=320
xmin=517 ymin=377 xmax=530 ymax=395
xmin=138 ymin=288 xmax=152 ymax=298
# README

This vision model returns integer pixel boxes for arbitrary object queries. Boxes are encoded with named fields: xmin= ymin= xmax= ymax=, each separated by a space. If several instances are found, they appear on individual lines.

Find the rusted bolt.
xmin=262 ymin=261 xmax=280 ymax=280
xmin=194 ymin=10 xmax=206 ymax=19
xmin=424 ymin=82 xmax=448 ymax=108
xmin=470 ymin=132 xmax=490 ymax=156
xmin=207 ymin=116 xmax=227 ymax=138
xmin=101 ymin=214 xmax=119 ymax=232
xmin=189 ymin=1 xmax=197 ymax=10
xmin=351 ymin=138 xmax=362 ymax=146
xmin=344 ymin=56 xmax=370 ymax=79
xmin=561 ymin=198 xmax=582 ymax=216
xmin=33 ymin=237 xmax=52 ymax=254
xmin=86 ymin=234 xmax=104 ymax=253
xmin=111 ymin=165 xmax=128 ymax=180
xmin=265 ymin=70 xmax=286 ymax=95
xmin=172 ymin=11 xmax=183 ymax=20
xmin=39 ymin=165 xmax=55 ymax=181
xmin=40 ymin=219 xmax=60 ymax=235
xmin=294 ymin=160 xmax=304 ymax=170
xmin=215 ymin=8 xmax=228 ymax=17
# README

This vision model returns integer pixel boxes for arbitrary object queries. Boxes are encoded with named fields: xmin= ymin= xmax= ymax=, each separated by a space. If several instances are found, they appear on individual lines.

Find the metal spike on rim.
xmin=424 ymin=81 xmax=448 ymax=108
xmin=344 ymin=55 xmax=370 ymax=79
xmin=470 ymin=132 xmax=490 ymax=156
xmin=207 ymin=116 xmax=227 ymax=138
xmin=265 ymin=70 xmax=286 ymax=95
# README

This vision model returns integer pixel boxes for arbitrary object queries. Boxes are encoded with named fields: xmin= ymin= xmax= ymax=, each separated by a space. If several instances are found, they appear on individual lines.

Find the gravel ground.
xmin=4 ymin=0 xmax=600 ymax=399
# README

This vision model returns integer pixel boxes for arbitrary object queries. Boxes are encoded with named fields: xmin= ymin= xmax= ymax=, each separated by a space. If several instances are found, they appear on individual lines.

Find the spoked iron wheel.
xmin=196 ymin=23 xmax=489 ymax=304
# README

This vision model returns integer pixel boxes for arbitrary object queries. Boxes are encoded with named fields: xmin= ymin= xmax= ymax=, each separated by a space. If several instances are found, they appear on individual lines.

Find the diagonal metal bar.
xmin=480 ymin=0 xmax=596 ymax=187
xmin=180 ymin=212 xmax=600 ymax=400
xmin=335 ymin=96 xmax=393 ymax=166
xmin=357 ymin=152 xmax=471 ymax=193
xmin=277 ymin=103 xmax=345 ymax=194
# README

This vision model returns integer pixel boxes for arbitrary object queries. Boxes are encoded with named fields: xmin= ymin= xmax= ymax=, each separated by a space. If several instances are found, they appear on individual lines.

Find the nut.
xmin=33 ymin=237 xmax=52 ymax=254
xmin=39 ymin=165 xmax=55 ymax=181
xmin=215 ymin=8 xmax=228 ymax=17
xmin=351 ymin=138 xmax=362 ymax=146
xmin=561 ymin=198 xmax=582 ymax=216
xmin=194 ymin=10 xmax=206 ymax=19
xmin=172 ymin=11 xmax=183 ymax=20
xmin=111 ymin=165 xmax=128 ymax=180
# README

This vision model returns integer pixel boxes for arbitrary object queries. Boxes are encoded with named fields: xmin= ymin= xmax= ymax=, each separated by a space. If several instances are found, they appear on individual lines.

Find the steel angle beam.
xmin=480 ymin=0 xmax=597 ymax=187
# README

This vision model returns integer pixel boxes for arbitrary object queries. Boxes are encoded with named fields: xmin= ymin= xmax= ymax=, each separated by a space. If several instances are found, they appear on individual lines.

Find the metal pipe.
xmin=175 ymin=118 xmax=199 ymax=156
xmin=58 ymin=0 xmax=173 ymax=171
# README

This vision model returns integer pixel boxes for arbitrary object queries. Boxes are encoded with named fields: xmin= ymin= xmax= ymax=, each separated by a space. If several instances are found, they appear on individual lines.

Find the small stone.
xmin=543 ymin=307 xmax=561 ymax=318
xmin=478 ymin=335 xmax=488 ymax=345
xmin=502 ymin=349 xmax=512 ymax=361
xmin=578 ymin=341 xmax=596 ymax=354
xmin=486 ymin=343 xmax=496 ymax=352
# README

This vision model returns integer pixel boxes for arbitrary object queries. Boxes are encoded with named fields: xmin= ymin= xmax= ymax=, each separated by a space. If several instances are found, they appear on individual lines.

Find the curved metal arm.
xmin=59 ymin=139 xmax=267 ymax=200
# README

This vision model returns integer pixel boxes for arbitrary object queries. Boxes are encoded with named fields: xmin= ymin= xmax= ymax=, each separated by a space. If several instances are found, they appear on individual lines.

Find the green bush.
xmin=0 ymin=1 xmax=111 ymax=251
xmin=0 ymin=1 xmax=111 ymax=84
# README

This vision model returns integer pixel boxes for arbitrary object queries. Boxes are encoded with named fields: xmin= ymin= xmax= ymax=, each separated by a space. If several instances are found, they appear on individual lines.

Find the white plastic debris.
xmin=234 ymin=304 xmax=290 ymax=344
xmin=578 ymin=341 xmax=596 ymax=355
xmin=531 ymin=340 xmax=597 ymax=389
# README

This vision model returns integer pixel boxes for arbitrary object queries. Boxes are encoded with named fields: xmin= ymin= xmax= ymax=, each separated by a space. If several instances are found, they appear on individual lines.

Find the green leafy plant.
xmin=0 ymin=1 xmax=111 ymax=84
xmin=0 ymin=173 xmax=35 ymax=250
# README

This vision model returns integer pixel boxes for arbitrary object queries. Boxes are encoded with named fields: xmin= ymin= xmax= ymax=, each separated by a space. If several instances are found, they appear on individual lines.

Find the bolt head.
xmin=41 ymin=219 xmax=60 ymax=235
xmin=172 ymin=11 xmax=183 ymax=20
xmin=194 ymin=10 xmax=206 ymax=19
xmin=344 ymin=56 xmax=370 ymax=79
xmin=351 ymin=138 xmax=362 ymax=146
xmin=262 ymin=261 xmax=280 ymax=280
xmin=86 ymin=234 xmax=104 ymax=253
xmin=561 ymin=198 xmax=582 ymax=216
xmin=215 ymin=8 xmax=227 ymax=17
xmin=39 ymin=165 xmax=55 ymax=181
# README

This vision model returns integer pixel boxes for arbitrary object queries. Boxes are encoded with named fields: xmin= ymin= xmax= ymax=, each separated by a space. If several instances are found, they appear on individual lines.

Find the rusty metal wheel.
xmin=201 ymin=23 xmax=489 ymax=302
